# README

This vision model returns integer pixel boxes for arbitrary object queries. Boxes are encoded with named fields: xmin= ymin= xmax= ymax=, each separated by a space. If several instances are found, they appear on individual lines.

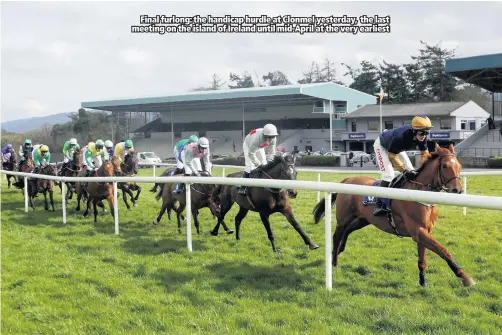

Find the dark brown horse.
xmin=58 ymin=150 xmax=83 ymax=204
xmin=153 ymin=171 xmax=221 ymax=235
xmin=2 ymin=149 xmax=18 ymax=188
xmin=312 ymin=144 xmax=475 ymax=287
xmin=211 ymin=153 xmax=320 ymax=253
xmin=13 ymin=156 xmax=35 ymax=189
xmin=117 ymin=152 xmax=141 ymax=208
xmin=27 ymin=163 xmax=57 ymax=211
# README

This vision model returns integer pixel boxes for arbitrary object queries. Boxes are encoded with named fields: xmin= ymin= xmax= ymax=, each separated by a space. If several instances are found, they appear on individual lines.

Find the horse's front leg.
xmin=281 ymin=205 xmax=319 ymax=250
xmin=120 ymin=186 xmax=131 ymax=210
xmin=49 ymin=188 xmax=55 ymax=211
xmin=107 ymin=187 xmax=115 ymax=218
xmin=176 ymin=203 xmax=186 ymax=234
xmin=43 ymin=190 xmax=49 ymax=211
xmin=134 ymin=184 xmax=141 ymax=201
xmin=192 ymin=207 xmax=201 ymax=235
xmin=414 ymin=227 xmax=475 ymax=287
xmin=418 ymin=243 xmax=427 ymax=287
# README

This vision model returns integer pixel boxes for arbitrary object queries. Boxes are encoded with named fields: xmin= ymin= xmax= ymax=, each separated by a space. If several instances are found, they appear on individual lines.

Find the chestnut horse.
xmin=27 ymin=163 xmax=57 ymax=211
xmin=313 ymin=144 xmax=475 ymax=287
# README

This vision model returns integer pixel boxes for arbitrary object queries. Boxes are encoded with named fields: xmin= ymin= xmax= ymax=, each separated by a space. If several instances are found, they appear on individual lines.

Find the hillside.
xmin=1 ymin=112 xmax=73 ymax=133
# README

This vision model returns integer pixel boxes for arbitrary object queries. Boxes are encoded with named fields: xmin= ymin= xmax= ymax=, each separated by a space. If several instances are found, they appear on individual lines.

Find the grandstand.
xmin=447 ymin=53 xmax=502 ymax=158
xmin=81 ymin=83 xmax=377 ymax=159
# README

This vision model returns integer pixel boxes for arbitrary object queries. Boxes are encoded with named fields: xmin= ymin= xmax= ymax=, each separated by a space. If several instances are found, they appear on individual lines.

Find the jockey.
xmin=372 ymin=114 xmax=434 ymax=216
xmin=61 ymin=138 xmax=80 ymax=171
xmin=238 ymin=123 xmax=279 ymax=195
xmin=1 ymin=144 xmax=14 ymax=164
xmin=104 ymin=140 xmax=114 ymax=158
xmin=114 ymin=139 xmax=134 ymax=163
xmin=17 ymin=138 xmax=33 ymax=170
xmin=32 ymin=144 xmax=51 ymax=173
xmin=173 ymin=137 xmax=211 ymax=194
xmin=173 ymin=135 xmax=198 ymax=175
xmin=83 ymin=140 xmax=109 ymax=178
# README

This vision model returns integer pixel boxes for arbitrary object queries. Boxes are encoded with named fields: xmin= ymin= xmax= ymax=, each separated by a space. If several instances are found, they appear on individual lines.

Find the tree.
xmin=403 ymin=62 xmax=425 ymax=103
xmin=191 ymin=73 xmax=226 ymax=91
xmin=228 ymin=71 xmax=255 ymax=89
xmin=297 ymin=61 xmax=322 ymax=84
xmin=411 ymin=40 xmax=459 ymax=102
xmin=378 ymin=60 xmax=408 ymax=104
xmin=342 ymin=61 xmax=379 ymax=96
xmin=321 ymin=57 xmax=344 ymax=85
xmin=262 ymin=70 xmax=292 ymax=86
xmin=452 ymin=84 xmax=492 ymax=111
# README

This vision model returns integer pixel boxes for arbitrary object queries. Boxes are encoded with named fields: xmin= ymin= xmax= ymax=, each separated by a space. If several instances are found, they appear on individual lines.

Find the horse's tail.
xmin=313 ymin=192 xmax=338 ymax=224
xmin=155 ymin=186 xmax=163 ymax=201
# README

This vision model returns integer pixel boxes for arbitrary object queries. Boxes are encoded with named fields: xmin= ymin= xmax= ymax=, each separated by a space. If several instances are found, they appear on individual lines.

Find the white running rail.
xmin=2 ymin=170 xmax=502 ymax=291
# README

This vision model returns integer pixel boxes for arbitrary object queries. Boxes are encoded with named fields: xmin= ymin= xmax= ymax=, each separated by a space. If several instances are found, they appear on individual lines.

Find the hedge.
xmin=300 ymin=155 xmax=340 ymax=167
xmin=487 ymin=157 xmax=502 ymax=168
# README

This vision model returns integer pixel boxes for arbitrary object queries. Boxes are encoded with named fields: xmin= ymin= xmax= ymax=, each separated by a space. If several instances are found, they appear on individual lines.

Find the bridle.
xmin=409 ymin=154 xmax=461 ymax=192
xmin=259 ymin=160 xmax=297 ymax=194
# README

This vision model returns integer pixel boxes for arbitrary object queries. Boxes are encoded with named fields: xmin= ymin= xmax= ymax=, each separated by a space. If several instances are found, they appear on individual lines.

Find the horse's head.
xmin=9 ymin=150 xmax=17 ymax=163
xmin=98 ymin=160 xmax=115 ymax=177
xmin=415 ymin=143 xmax=463 ymax=194
xmin=41 ymin=163 xmax=58 ymax=176
xmin=261 ymin=153 xmax=297 ymax=180
xmin=123 ymin=152 xmax=139 ymax=175
xmin=72 ymin=150 xmax=83 ymax=169
xmin=111 ymin=156 xmax=124 ymax=175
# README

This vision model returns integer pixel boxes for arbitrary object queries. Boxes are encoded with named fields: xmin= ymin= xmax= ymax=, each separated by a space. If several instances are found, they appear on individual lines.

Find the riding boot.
xmin=373 ymin=180 xmax=391 ymax=216
xmin=238 ymin=172 xmax=250 ymax=195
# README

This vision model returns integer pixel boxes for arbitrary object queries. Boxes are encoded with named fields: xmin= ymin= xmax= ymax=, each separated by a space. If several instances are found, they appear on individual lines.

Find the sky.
xmin=1 ymin=0 xmax=501 ymax=123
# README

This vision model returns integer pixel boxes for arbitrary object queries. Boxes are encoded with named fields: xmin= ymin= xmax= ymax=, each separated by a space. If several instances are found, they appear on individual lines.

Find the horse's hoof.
xmin=210 ymin=230 xmax=218 ymax=236
xmin=226 ymin=229 xmax=234 ymax=235
xmin=463 ymin=277 xmax=476 ymax=287
xmin=134 ymin=203 xmax=138 ymax=207
xmin=153 ymin=220 xmax=159 ymax=225
xmin=309 ymin=244 xmax=320 ymax=250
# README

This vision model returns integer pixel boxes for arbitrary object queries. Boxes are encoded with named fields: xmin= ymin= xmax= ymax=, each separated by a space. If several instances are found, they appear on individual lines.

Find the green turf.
xmin=1 ymin=168 xmax=501 ymax=334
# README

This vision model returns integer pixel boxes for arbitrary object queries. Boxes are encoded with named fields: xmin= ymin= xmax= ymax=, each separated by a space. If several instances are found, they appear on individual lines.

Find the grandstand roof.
xmin=80 ymin=82 xmax=377 ymax=113
xmin=446 ymin=53 xmax=502 ymax=92
xmin=343 ymin=101 xmax=467 ymax=119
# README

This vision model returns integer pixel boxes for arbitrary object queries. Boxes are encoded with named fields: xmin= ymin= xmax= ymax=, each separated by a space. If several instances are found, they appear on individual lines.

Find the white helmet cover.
xmin=70 ymin=138 xmax=78 ymax=145
xmin=197 ymin=137 xmax=210 ymax=148
xmin=104 ymin=140 xmax=113 ymax=148
xmin=263 ymin=124 xmax=278 ymax=137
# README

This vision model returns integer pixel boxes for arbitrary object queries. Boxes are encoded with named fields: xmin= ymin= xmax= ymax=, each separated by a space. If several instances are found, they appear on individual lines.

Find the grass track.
xmin=1 ymin=167 xmax=502 ymax=334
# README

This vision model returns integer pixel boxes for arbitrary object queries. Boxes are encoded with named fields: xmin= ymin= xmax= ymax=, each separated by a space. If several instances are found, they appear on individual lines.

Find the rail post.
xmin=463 ymin=176 xmax=468 ymax=216
xmin=186 ymin=182 xmax=192 ymax=252
xmin=61 ymin=181 xmax=66 ymax=224
xmin=324 ymin=191 xmax=332 ymax=291
xmin=24 ymin=177 xmax=28 ymax=213
xmin=113 ymin=182 xmax=119 ymax=234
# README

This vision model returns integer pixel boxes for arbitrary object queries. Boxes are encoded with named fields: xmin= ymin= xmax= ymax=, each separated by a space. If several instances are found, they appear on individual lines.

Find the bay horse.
xmin=27 ymin=163 xmax=57 ymax=211
xmin=211 ymin=153 xmax=320 ymax=253
xmin=13 ymin=156 xmax=35 ymax=189
xmin=312 ymin=143 xmax=475 ymax=287
xmin=2 ymin=149 xmax=18 ymax=188
xmin=153 ymin=171 xmax=221 ymax=235
xmin=117 ymin=152 xmax=141 ymax=207
xmin=80 ymin=160 xmax=119 ymax=223
xmin=59 ymin=150 xmax=83 ymax=204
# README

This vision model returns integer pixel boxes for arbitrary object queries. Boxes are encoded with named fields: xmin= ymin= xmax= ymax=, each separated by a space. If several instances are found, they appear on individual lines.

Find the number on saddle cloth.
xmin=362 ymin=180 xmax=391 ymax=209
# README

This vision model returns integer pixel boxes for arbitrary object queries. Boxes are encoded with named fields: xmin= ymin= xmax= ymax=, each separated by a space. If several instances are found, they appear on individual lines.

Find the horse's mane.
xmin=260 ymin=153 xmax=294 ymax=172
xmin=416 ymin=146 xmax=454 ymax=174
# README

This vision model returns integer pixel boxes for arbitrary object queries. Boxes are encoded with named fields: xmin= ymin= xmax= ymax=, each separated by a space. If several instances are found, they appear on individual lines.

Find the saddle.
xmin=362 ymin=173 xmax=406 ymax=209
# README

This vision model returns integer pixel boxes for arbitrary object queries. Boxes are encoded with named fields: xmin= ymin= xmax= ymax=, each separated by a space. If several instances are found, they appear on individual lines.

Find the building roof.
xmin=80 ymin=82 xmax=376 ymax=113
xmin=446 ymin=53 xmax=502 ymax=92
xmin=343 ymin=101 xmax=467 ymax=119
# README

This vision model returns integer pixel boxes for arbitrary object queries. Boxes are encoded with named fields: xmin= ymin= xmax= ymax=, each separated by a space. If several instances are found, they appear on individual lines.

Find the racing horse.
xmin=80 ymin=160 xmax=120 ymax=223
xmin=58 ymin=150 xmax=83 ymax=204
xmin=27 ymin=163 xmax=57 ymax=211
xmin=211 ymin=153 xmax=320 ymax=253
xmin=153 ymin=171 xmax=221 ymax=235
xmin=2 ymin=149 xmax=17 ymax=188
xmin=117 ymin=152 xmax=141 ymax=208
xmin=312 ymin=143 xmax=475 ymax=287
xmin=13 ymin=156 xmax=35 ymax=189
